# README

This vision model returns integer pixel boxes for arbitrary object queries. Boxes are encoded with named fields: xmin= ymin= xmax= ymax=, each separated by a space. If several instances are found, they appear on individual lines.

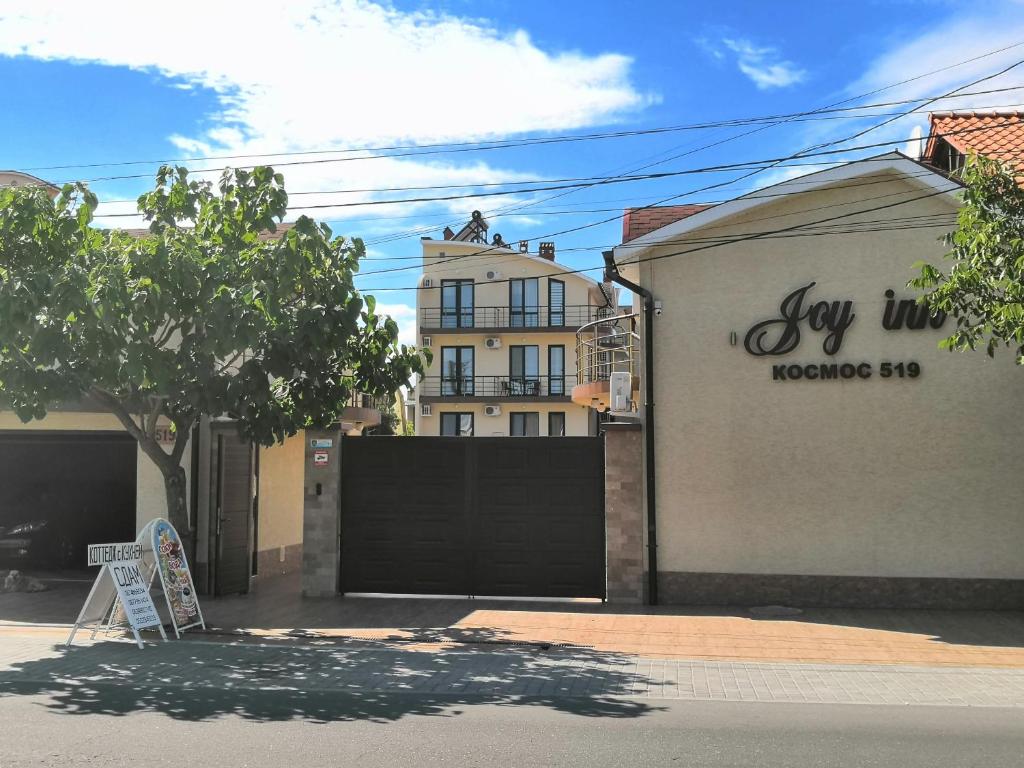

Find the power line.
xmin=359 ymin=54 xmax=1024 ymax=279
xmin=353 ymin=171 xmax=946 ymax=273
xmin=357 ymin=186 xmax=958 ymax=294
xmin=91 ymin=115 xmax=1023 ymax=222
xmin=360 ymin=179 xmax=958 ymax=280
xmin=357 ymin=49 xmax=1024 ymax=288
xmin=23 ymin=85 xmax=1024 ymax=178
xmin=357 ymin=40 xmax=1024 ymax=249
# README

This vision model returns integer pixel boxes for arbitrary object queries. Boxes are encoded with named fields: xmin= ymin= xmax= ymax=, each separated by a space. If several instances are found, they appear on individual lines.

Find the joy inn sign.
xmin=742 ymin=282 xmax=947 ymax=382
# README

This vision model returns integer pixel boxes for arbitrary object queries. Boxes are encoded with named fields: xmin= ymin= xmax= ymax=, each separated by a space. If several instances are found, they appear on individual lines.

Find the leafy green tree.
xmin=0 ymin=166 xmax=427 ymax=539
xmin=912 ymin=154 xmax=1024 ymax=363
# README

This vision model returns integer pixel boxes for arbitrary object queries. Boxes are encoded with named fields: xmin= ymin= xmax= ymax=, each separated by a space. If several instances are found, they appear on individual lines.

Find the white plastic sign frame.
xmin=140 ymin=517 xmax=206 ymax=638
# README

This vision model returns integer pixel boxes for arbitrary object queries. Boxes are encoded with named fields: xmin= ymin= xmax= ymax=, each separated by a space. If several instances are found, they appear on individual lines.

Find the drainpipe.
xmin=602 ymin=251 xmax=659 ymax=605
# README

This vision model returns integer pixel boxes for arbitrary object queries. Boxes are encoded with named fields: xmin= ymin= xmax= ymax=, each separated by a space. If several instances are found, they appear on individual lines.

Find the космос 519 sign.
xmin=743 ymin=282 xmax=946 ymax=382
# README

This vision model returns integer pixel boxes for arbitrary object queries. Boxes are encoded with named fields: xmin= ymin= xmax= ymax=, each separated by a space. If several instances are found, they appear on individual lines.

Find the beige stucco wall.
xmin=256 ymin=431 xmax=305 ymax=555
xmin=416 ymin=401 xmax=591 ymax=437
xmin=0 ymin=411 xmax=191 ymax=532
xmin=419 ymin=239 xmax=601 ymax=314
xmin=637 ymin=169 xmax=1024 ymax=580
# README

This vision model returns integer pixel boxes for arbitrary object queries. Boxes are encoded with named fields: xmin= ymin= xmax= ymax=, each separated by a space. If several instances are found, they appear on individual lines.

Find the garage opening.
xmin=0 ymin=431 xmax=136 ymax=573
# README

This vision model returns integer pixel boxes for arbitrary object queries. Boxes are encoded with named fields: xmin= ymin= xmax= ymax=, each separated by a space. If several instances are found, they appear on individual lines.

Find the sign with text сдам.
xmin=742 ymin=282 xmax=946 ymax=382
xmin=69 ymin=540 xmax=166 ymax=650
xmin=108 ymin=560 xmax=162 ymax=633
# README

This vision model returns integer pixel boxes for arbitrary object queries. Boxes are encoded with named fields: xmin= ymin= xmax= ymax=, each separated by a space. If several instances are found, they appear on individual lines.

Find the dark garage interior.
xmin=0 ymin=431 xmax=136 ymax=572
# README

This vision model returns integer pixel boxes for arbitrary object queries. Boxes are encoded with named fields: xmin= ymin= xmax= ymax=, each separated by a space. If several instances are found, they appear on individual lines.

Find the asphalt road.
xmin=1 ymin=685 xmax=1022 ymax=767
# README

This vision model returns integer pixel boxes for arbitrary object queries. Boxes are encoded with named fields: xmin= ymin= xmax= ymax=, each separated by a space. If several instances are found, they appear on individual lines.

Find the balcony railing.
xmin=420 ymin=305 xmax=612 ymax=330
xmin=575 ymin=313 xmax=639 ymax=387
xmin=344 ymin=391 xmax=391 ymax=412
xmin=417 ymin=375 xmax=569 ymax=399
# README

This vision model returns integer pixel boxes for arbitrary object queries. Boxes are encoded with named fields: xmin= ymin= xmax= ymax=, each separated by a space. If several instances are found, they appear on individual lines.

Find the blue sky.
xmin=2 ymin=0 xmax=1023 ymax=343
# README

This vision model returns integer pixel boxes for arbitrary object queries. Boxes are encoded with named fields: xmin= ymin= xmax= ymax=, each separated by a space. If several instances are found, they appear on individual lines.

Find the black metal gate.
xmin=340 ymin=437 xmax=604 ymax=598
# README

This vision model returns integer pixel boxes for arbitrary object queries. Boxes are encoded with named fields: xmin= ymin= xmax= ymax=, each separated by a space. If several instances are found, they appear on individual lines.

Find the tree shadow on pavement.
xmin=0 ymin=633 xmax=666 ymax=724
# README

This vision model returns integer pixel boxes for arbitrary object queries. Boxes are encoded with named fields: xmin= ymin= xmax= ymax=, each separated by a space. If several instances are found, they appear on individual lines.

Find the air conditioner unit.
xmin=484 ymin=405 xmax=502 ymax=417
xmin=484 ymin=337 xmax=502 ymax=349
xmin=420 ymin=404 xmax=432 ymax=417
xmin=485 ymin=270 xmax=502 ymax=281
xmin=609 ymin=371 xmax=632 ymax=413
xmin=422 ymin=278 xmax=433 ymax=288
xmin=422 ymin=335 xmax=432 ymax=347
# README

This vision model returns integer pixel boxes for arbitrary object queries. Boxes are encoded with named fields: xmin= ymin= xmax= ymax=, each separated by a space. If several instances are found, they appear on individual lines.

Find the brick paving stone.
xmin=2 ymin=635 xmax=1024 ymax=709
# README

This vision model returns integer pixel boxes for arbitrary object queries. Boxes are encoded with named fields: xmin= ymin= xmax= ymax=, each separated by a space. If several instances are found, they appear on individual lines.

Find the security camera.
xmin=653 ymin=300 xmax=663 ymax=316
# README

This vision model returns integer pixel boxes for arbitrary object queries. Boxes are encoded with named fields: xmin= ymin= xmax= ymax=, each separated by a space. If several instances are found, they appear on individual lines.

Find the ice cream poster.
xmin=151 ymin=519 xmax=203 ymax=632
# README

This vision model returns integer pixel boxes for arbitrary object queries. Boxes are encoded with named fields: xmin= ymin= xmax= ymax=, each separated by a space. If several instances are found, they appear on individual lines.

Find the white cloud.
xmin=721 ymin=38 xmax=806 ymax=90
xmin=372 ymin=302 xmax=417 ymax=348
xmin=0 ymin=0 xmax=656 ymax=238
xmin=736 ymin=11 xmax=1024 ymax=192
xmin=843 ymin=16 xmax=1024 ymax=116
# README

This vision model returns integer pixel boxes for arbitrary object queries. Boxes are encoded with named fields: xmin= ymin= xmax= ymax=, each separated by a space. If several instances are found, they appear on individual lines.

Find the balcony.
xmin=420 ymin=305 xmax=611 ymax=333
xmin=572 ymin=313 xmax=640 ymax=411
xmin=417 ymin=375 xmax=571 ymax=403
xmin=339 ymin=391 xmax=387 ymax=431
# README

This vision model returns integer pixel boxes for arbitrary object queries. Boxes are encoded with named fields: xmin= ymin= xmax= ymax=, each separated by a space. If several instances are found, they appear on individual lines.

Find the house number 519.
xmin=879 ymin=361 xmax=921 ymax=378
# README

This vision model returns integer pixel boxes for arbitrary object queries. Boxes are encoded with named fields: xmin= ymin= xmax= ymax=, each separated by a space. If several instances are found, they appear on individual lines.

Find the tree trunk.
xmin=162 ymin=462 xmax=190 ymax=536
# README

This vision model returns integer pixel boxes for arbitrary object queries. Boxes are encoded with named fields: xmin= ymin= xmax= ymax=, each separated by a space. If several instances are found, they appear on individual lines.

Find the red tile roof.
xmin=621 ymin=205 xmax=711 ymax=243
xmin=924 ymin=111 xmax=1024 ymax=168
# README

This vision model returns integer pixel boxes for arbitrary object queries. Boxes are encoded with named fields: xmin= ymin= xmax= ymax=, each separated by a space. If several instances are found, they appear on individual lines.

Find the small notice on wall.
xmin=313 ymin=450 xmax=329 ymax=466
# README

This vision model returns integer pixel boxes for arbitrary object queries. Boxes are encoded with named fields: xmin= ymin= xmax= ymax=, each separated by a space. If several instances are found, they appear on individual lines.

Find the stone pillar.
xmin=604 ymin=422 xmax=645 ymax=604
xmin=301 ymin=427 xmax=343 ymax=597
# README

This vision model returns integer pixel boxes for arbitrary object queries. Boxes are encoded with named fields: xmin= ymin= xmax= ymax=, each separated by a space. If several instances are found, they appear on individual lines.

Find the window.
xmin=548 ymin=279 xmax=565 ymax=326
xmin=440 ymin=412 xmax=474 ymax=436
xmin=441 ymin=347 xmax=474 ymax=395
xmin=510 ymin=278 xmax=539 ymax=327
xmin=508 ymin=345 xmax=540 ymax=396
xmin=548 ymin=412 xmax=566 ymax=437
xmin=510 ymin=412 xmax=540 ymax=436
xmin=441 ymin=279 xmax=474 ymax=328
xmin=548 ymin=345 xmax=565 ymax=396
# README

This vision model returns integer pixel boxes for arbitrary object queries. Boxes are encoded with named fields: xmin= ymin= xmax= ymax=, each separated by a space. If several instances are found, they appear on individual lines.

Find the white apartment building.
xmin=412 ymin=211 xmax=616 ymax=437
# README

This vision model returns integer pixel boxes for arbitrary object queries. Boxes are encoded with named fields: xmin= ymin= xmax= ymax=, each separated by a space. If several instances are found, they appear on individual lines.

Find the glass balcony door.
xmin=510 ymin=278 xmax=539 ymax=328
xmin=548 ymin=345 xmax=565 ymax=395
xmin=441 ymin=346 xmax=474 ymax=395
xmin=509 ymin=345 xmax=540 ymax=396
xmin=548 ymin=279 xmax=565 ymax=326
xmin=441 ymin=280 xmax=474 ymax=328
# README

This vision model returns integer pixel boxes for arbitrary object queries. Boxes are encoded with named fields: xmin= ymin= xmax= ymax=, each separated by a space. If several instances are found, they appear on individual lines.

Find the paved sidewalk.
xmin=1 ymin=634 xmax=1024 ymax=712
xmin=4 ymin=573 xmax=1024 ymax=667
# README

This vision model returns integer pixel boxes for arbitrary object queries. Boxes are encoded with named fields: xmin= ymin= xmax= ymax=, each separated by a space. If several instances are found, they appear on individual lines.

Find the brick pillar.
xmin=604 ymin=423 xmax=645 ymax=604
xmin=301 ymin=428 xmax=343 ymax=597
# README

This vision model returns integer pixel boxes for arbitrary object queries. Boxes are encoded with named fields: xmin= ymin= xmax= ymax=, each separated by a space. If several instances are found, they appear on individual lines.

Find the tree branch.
xmin=90 ymin=386 xmax=173 ymax=471
xmin=145 ymin=395 xmax=164 ymax=439
xmin=216 ymin=350 xmax=246 ymax=374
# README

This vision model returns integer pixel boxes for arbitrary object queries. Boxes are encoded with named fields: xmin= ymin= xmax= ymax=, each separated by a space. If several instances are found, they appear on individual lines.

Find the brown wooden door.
xmin=214 ymin=431 xmax=253 ymax=596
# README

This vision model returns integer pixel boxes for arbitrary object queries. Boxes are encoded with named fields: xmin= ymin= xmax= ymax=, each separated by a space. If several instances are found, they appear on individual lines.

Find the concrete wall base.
xmin=256 ymin=542 xmax=303 ymax=576
xmin=659 ymin=571 xmax=1024 ymax=610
